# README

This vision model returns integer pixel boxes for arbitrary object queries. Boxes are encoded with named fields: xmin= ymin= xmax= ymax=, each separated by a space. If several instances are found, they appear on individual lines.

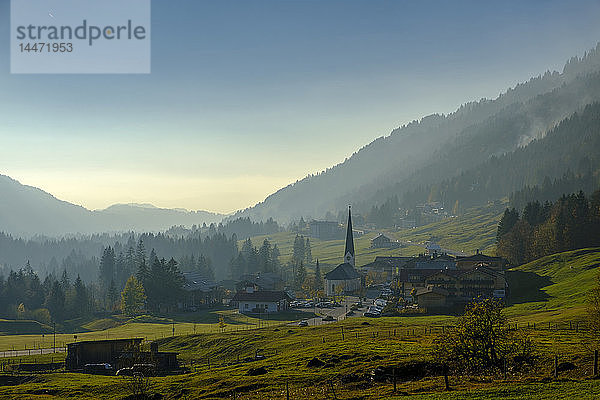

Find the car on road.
xmin=298 ymin=320 xmax=309 ymax=327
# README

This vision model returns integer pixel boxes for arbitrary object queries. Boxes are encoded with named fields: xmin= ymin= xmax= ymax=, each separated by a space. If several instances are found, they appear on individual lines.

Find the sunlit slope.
xmin=391 ymin=202 xmax=504 ymax=255
xmin=506 ymin=248 xmax=600 ymax=323
xmin=246 ymin=203 xmax=503 ymax=271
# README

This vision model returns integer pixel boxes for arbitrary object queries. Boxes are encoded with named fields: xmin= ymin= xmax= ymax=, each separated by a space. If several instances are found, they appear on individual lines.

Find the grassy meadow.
xmin=0 ymin=315 xmax=598 ymax=399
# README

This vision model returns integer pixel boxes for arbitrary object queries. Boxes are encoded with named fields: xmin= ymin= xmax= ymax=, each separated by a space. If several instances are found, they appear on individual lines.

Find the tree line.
xmin=497 ymin=189 xmax=600 ymax=265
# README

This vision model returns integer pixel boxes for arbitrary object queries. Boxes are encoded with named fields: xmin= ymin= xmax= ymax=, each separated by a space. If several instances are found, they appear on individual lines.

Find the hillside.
xmin=233 ymin=44 xmax=600 ymax=223
xmin=505 ymin=247 xmax=600 ymax=323
xmin=246 ymin=202 xmax=502 ymax=272
xmin=391 ymin=202 xmax=504 ymax=255
xmin=0 ymin=175 xmax=224 ymax=237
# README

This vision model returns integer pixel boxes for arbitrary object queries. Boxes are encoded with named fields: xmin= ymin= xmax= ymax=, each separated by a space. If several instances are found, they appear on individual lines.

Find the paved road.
xmin=0 ymin=347 xmax=66 ymax=358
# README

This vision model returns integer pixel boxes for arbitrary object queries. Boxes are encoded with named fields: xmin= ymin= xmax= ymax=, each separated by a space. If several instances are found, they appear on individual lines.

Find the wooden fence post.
xmin=329 ymin=380 xmax=337 ymax=400
xmin=286 ymin=380 xmax=290 ymax=400
xmin=443 ymin=364 xmax=450 ymax=390
xmin=393 ymin=368 xmax=397 ymax=392
xmin=594 ymin=350 xmax=598 ymax=376
xmin=554 ymin=355 xmax=558 ymax=379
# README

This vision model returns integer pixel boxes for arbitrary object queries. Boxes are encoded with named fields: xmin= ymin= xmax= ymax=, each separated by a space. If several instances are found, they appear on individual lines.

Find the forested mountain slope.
xmin=234 ymin=44 xmax=600 ymax=223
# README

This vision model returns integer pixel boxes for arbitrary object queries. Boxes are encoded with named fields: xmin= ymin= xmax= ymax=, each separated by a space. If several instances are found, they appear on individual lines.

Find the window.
xmin=244 ymin=303 xmax=249 ymax=309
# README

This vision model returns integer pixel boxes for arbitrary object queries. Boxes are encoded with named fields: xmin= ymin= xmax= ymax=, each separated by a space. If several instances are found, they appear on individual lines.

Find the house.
xmin=405 ymin=253 xmax=457 ymax=270
xmin=371 ymin=233 xmax=401 ymax=249
xmin=453 ymin=266 xmax=507 ymax=299
xmin=324 ymin=206 xmax=363 ymax=296
xmin=237 ymin=272 xmax=285 ymax=291
xmin=65 ymin=338 xmax=178 ymax=371
xmin=414 ymin=286 xmax=449 ymax=309
xmin=371 ymin=256 xmax=413 ymax=269
xmin=425 ymin=242 xmax=442 ymax=255
xmin=395 ymin=262 xmax=506 ymax=305
xmin=181 ymin=272 xmax=222 ymax=309
xmin=309 ymin=220 xmax=342 ymax=240
xmin=455 ymin=250 xmax=506 ymax=271
xmin=231 ymin=286 xmax=292 ymax=313
xmin=396 ymin=268 xmax=443 ymax=297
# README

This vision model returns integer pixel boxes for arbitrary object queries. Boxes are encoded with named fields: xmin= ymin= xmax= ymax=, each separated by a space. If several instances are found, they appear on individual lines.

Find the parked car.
xmin=298 ymin=320 xmax=309 ymax=327
xmin=116 ymin=364 xmax=156 ymax=377
xmin=322 ymin=315 xmax=336 ymax=321
xmin=84 ymin=363 xmax=113 ymax=374
xmin=374 ymin=299 xmax=387 ymax=307
xmin=363 ymin=311 xmax=380 ymax=317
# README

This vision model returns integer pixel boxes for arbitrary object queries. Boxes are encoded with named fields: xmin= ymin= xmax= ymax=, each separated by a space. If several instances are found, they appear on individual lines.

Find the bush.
xmin=434 ymin=298 xmax=535 ymax=373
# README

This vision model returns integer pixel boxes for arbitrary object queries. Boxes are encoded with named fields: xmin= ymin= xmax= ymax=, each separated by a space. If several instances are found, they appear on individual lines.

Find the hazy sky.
xmin=1 ymin=1 xmax=600 ymax=214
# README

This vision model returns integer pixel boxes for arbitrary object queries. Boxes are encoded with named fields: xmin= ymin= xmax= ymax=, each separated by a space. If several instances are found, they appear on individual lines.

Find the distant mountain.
xmin=94 ymin=203 xmax=224 ymax=233
xmin=0 ymin=175 xmax=225 ymax=237
xmin=232 ymin=43 xmax=600 ymax=223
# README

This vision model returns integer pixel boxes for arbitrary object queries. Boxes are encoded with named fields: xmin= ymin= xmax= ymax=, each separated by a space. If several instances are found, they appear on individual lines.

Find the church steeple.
xmin=344 ymin=205 xmax=355 ymax=266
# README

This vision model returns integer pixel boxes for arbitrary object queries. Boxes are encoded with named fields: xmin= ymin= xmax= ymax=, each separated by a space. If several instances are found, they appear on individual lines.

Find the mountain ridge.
xmin=0 ymin=174 xmax=225 ymax=237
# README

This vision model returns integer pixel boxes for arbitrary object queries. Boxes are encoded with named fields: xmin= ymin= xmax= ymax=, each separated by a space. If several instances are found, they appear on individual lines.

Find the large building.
xmin=231 ymin=286 xmax=292 ymax=314
xmin=324 ymin=206 xmax=362 ymax=296
xmin=65 ymin=338 xmax=178 ymax=372
xmin=181 ymin=272 xmax=222 ymax=310
xmin=309 ymin=220 xmax=342 ymax=240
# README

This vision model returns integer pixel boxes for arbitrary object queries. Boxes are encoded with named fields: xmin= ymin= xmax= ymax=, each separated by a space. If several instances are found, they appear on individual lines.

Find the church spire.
xmin=344 ymin=205 xmax=355 ymax=266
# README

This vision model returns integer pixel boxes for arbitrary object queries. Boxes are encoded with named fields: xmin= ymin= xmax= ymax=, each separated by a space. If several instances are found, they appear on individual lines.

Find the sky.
xmin=1 ymin=0 xmax=600 ymax=214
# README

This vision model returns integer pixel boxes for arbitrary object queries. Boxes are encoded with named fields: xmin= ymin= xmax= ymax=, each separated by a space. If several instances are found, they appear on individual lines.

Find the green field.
xmin=505 ymin=247 xmax=600 ymax=324
xmin=0 ymin=315 xmax=598 ymax=399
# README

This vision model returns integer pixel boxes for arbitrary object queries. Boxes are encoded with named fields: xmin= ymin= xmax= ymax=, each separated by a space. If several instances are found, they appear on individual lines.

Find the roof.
xmin=67 ymin=338 xmax=143 ymax=348
xmin=239 ymin=272 xmax=284 ymax=289
xmin=324 ymin=262 xmax=361 ymax=280
xmin=309 ymin=220 xmax=339 ymax=226
xmin=231 ymin=290 xmax=292 ymax=302
xmin=456 ymin=253 xmax=503 ymax=262
xmin=414 ymin=286 xmax=449 ymax=297
xmin=372 ymin=233 xmax=391 ymax=242
xmin=373 ymin=256 xmax=413 ymax=267
xmin=459 ymin=265 xmax=503 ymax=279
xmin=344 ymin=207 xmax=355 ymax=258
xmin=182 ymin=272 xmax=218 ymax=292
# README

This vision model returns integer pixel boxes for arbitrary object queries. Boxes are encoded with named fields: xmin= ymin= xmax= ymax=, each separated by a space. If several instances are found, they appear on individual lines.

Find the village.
xmin=29 ymin=207 xmax=507 ymax=377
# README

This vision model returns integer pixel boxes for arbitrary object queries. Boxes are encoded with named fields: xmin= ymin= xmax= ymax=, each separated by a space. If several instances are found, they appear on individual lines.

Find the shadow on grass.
xmin=506 ymin=270 xmax=552 ymax=305
xmin=149 ymin=308 xmax=315 ymax=325
xmin=244 ymin=310 xmax=316 ymax=321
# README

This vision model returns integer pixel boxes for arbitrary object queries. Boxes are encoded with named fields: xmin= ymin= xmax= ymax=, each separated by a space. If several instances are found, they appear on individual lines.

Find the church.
xmin=324 ymin=206 xmax=362 ymax=296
